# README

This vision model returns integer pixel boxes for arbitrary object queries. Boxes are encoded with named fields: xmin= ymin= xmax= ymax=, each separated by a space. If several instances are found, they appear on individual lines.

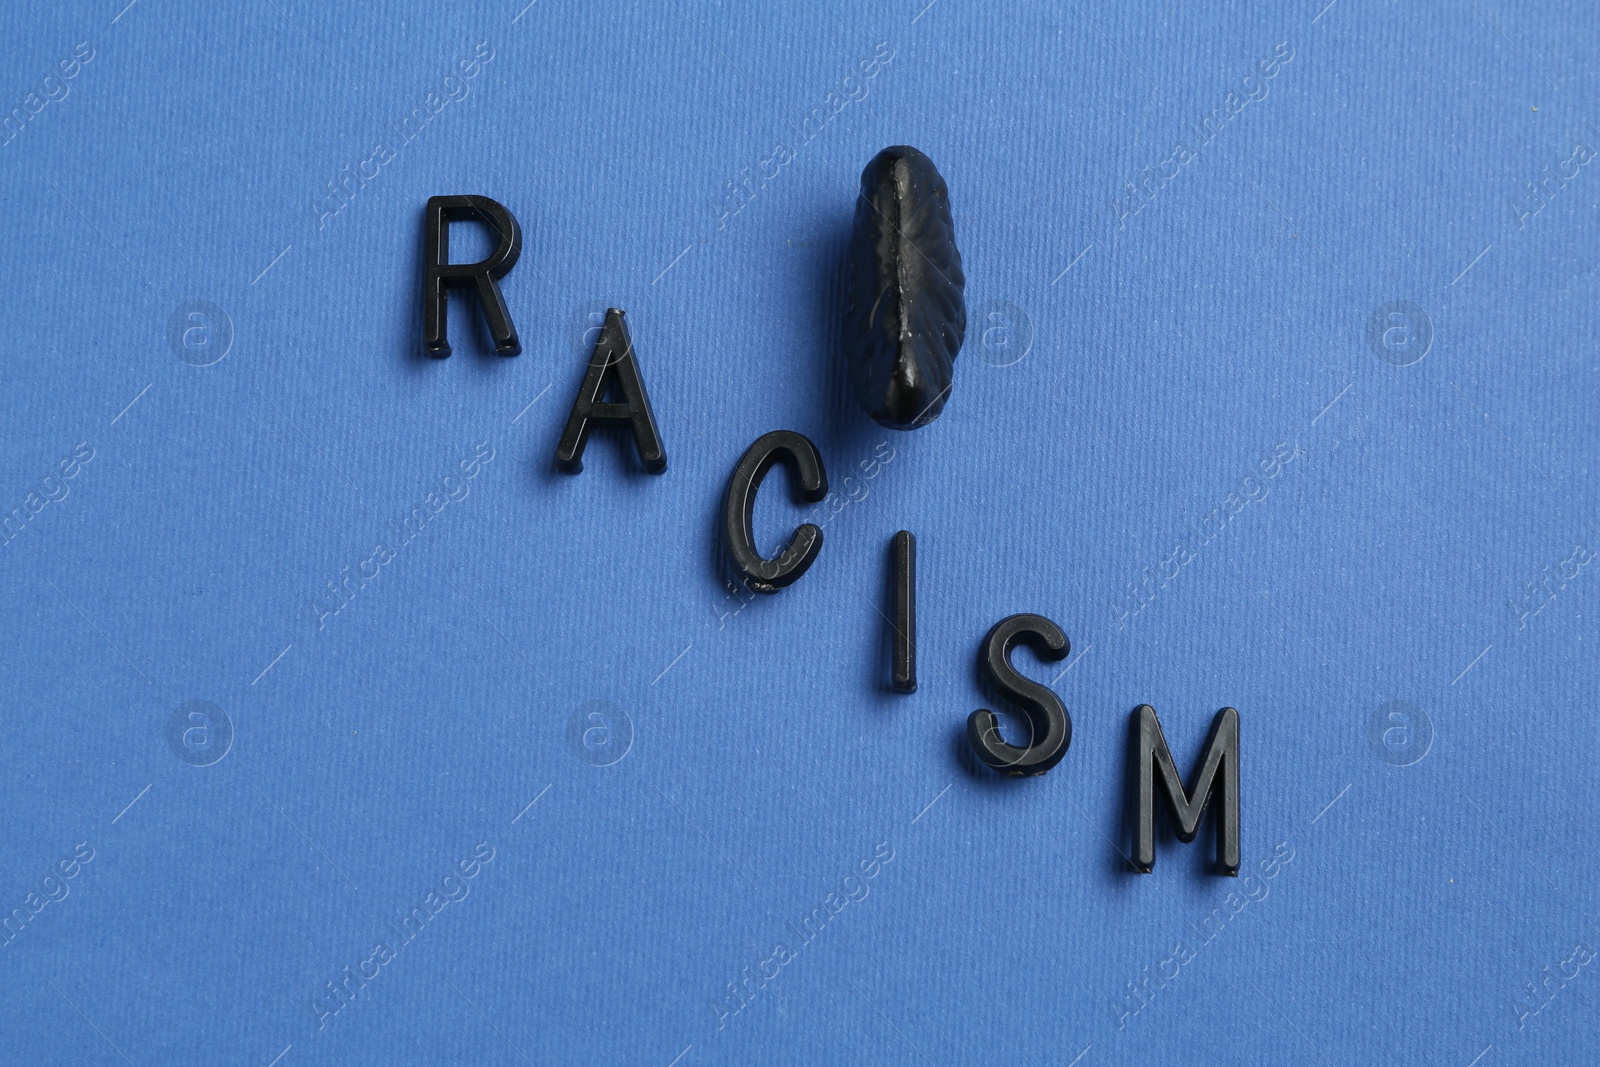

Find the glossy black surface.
xmin=891 ymin=530 xmax=916 ymax=693
xmin=843 ymin=146 xmax=966 ymax=430
xmin=421 ymin=195 xmax=522 ymax=357
xmin=966 ymin=613 xmax=1070 ymax=776
xmin=1129 ymin=705 xmax=1240 ymax=876
xmin=554 ymin=308 xmax=667 ymax=474
xmin=722 ymin=431 xmax=828 ymax=594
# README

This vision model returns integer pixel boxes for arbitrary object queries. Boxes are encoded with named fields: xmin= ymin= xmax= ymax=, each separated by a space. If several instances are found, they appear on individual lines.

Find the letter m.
xmin=1129 ymin=705 xmax=1239 ymax=875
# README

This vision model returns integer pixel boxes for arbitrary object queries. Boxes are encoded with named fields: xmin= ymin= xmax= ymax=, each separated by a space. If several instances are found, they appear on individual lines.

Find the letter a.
xmin=554 ymin=308 xmax=666 ymax=474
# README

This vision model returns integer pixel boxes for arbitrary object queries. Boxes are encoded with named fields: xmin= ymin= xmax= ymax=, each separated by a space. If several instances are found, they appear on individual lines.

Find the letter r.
xmin=422 ymin=195 xmax=522 ymax=357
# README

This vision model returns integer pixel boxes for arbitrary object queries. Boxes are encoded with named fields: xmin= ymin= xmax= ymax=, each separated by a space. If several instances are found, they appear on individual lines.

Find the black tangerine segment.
xmin=844 ymin=145 xmax=966 ymax=430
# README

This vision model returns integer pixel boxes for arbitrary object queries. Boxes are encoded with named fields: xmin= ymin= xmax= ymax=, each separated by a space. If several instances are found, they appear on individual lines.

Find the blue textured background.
xmin=2 ymin=1 xmax=1597 ymax=1064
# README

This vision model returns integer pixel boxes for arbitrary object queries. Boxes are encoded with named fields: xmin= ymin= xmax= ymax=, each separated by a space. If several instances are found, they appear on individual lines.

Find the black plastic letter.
xmin=966 ymin=614 xmax=1070 ymax=776
xmin=554 ymin=308 xmax=666 ymax=474
xmin=422 ymin=195 xmax=521 ymax=358
xmin=1130 ymin=705 xmax=1240 ymax=876
xmin=891 ymin=531 xmax=916 ymax=693
xmin=722 ymin=431 xmax=827 ymax=594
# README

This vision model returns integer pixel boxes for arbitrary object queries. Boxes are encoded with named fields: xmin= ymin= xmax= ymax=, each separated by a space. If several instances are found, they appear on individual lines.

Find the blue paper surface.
xmin=2 ymin=1 xmax=1598 ymax=1063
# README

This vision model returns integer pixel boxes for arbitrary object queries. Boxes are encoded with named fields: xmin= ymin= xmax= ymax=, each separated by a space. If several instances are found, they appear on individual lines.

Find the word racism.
xmin=711 ymin=841 xmax=895 ymax=1031
xmin=2 ymin=840 xmax=94 ymax=948
xmin=312 ymin=842 xmax=495 ymax=1030
xmin=416 ymin=196 xmax=1244 ymax=878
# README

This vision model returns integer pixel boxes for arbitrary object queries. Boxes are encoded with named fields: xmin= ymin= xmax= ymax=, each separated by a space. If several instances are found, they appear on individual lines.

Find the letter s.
xmin=966 ymin=614 xmax=1072 ymax=776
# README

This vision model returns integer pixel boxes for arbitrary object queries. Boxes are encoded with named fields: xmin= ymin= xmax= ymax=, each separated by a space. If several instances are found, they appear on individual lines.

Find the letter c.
xmin=721 ymin=430 xmax=828 ymax=594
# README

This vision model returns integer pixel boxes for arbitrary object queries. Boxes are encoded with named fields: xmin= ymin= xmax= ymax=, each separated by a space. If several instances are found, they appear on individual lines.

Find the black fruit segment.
xmin=843 ymin=146 xmax=966 ymax=430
